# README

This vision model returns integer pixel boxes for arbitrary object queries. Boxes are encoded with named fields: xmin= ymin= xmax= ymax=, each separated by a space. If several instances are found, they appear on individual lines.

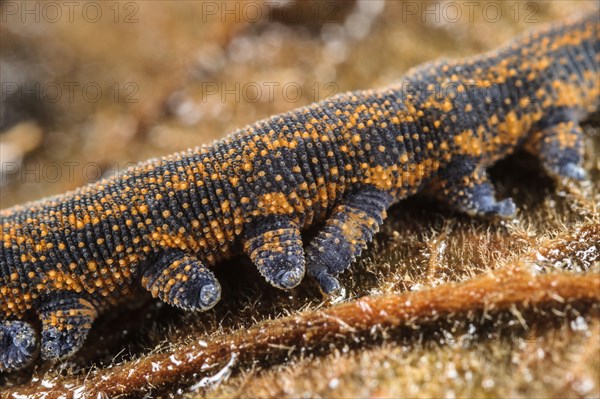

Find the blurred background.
xmin=1 ymin=1 xmax=599 ymax=397
xmin=1 ymin=0 xmax=595 ymax=208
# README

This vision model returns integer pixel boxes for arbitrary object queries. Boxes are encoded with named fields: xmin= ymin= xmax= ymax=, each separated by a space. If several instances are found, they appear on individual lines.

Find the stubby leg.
xmin=526 ymin=121 xmax=586 ymax=180
xmin=433 ymin=158 xmax=516 ymax=218
xmin=142 ymin=251 xmax=221 ymax=311
xmin=306 ymin=189 xmax=392 ymax=294
xmin=39 ymin=296 xmax=97 ymax=361
xmin=243 ymin=216 xmax=305 ymax=290
xmin=0 ymin=320 xmax=38 ymax=371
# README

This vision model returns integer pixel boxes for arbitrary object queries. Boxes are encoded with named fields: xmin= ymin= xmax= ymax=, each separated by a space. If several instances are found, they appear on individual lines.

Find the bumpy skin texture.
xmin=1 ymin=13 xmax=599 ymax=372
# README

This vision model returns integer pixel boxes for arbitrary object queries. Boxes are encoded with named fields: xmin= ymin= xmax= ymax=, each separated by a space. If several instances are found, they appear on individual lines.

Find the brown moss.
xmin=203 ymin=316 xmax=600 ymax=399
xmin=3 ymin=265 xmax=598 ymax=398
xmin=1 ymin=1 xmax=599 ymax=398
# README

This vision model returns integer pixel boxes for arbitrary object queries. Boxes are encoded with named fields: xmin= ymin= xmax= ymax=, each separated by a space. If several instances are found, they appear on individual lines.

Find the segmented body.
xmin=1 ymin=12 xmax=598 ymax=371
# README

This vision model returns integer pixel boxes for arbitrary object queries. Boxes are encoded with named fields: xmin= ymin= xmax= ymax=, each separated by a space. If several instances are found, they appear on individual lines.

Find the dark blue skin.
xmin=0 ymin=12 xmax=598 ymax=372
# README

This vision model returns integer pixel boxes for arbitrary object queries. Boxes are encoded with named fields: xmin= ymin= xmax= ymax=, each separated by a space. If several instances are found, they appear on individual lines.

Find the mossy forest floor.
xmin=1 ymin=1 xmax=598 ymax=398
